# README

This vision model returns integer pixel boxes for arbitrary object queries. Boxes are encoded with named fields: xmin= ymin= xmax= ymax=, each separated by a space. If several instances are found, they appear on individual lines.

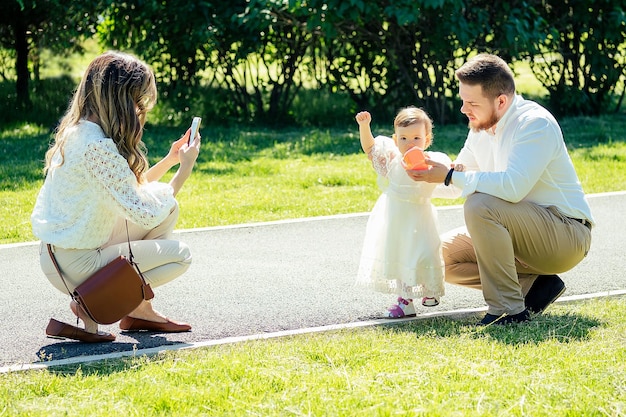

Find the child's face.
xmin=393 ymin=123 xmax=430 ymax=154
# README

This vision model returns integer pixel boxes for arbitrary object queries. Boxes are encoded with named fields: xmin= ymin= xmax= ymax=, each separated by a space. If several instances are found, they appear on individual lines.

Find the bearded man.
xmin=408 ymin=53 xmax=594 ymax=325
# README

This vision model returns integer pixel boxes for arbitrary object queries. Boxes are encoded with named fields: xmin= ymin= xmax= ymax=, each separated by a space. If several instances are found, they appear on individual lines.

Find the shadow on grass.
xmin=382 ymin=311 xmax=603 ymax=346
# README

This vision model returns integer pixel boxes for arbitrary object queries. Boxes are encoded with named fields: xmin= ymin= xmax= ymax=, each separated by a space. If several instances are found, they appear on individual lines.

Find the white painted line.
xmin=2 ymin=289 xmax=624 ymax=374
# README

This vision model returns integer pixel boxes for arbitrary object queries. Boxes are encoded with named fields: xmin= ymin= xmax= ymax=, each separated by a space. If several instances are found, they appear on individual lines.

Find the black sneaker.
xmin=478 ymin=313 xmax=502 ymax=325
xmin=493 ymin=309 xmax=531 ymax=325
xmin=525 ymin=274 xmax=566 ymax=314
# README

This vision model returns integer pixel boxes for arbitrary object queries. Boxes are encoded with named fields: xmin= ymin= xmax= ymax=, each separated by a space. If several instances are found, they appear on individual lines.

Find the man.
xmin=408 ymin=53 xmax=594 ymax=325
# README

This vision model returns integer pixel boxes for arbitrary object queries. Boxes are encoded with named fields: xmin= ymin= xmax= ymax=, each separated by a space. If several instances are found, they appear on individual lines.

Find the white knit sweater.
xmin=31 ymin=120 xmax=176 ymax=249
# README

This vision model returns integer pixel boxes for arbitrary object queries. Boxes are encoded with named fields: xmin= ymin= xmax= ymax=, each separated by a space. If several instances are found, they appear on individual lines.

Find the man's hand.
xmin=405 ymin=158 xmax=450 ymax=183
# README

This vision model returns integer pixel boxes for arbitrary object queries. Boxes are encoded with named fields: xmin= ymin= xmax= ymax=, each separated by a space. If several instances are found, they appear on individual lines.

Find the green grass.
xmin=1 ymin=51 xmax=626 ymax=415
xmin=1 ymin=297 xmax=624 ymax=416
xmin=2 ymin=114 xmax=626 ymax=244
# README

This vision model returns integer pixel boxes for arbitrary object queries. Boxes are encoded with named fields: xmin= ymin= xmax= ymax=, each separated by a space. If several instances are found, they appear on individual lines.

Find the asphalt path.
xmin=1 ymin=191 xmax=625 ymax=369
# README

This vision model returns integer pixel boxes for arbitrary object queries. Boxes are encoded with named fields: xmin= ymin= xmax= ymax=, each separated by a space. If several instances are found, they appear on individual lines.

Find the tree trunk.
xmin=15 ymin=16 xmax=31 ymax=108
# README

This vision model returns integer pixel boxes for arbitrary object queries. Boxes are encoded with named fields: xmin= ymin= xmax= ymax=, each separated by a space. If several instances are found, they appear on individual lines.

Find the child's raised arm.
xmin=355 ymin=111 xmax=375 ymax=154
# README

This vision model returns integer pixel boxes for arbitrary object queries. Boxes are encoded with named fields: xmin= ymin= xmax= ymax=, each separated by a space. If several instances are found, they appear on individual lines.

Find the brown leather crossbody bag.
xmin=46 ymin=221 xmax=154 ymax=325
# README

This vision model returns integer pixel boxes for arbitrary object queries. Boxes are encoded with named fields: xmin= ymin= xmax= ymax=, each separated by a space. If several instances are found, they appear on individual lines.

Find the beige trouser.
xmin=40 ymin=204 xmax=192 ymax=294
xmin=442 ymin=193 xmax=592 ymax=316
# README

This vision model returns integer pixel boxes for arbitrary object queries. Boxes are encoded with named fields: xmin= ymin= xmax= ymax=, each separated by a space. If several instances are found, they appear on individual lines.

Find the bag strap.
xmin=125 ymin=220 xmax=135 ymax=263
xmin=46 ymin=220 xmax=154 ymax=301
xmin=46 ymin=243 xmax=81 ymax=327
xmin=124 ymin=220 xmax=155 ymax=300
xmin=46 ymin=243 xmax=76 ymax=300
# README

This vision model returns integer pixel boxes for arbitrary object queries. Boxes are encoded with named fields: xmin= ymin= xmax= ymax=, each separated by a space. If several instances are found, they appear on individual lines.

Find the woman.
xmin=31 ymin=51 xmax=201 ymax=342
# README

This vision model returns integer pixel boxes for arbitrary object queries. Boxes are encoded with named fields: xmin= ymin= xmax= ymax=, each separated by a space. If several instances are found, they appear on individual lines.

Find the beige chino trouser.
xmin=40 ymin=204 xmax=192 ymax=294
xmin=442 ymin=193 xmax=592 ymax=316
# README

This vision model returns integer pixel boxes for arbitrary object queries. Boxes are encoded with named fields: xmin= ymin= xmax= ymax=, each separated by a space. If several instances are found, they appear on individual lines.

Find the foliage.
xmin=375 ymin=0 xmax=471 ymax=124
xmin=305 ymin=0 xmax=391 ymax=112
xmin=100 ymin=0 xmax=320 ymax=125
xmin=0 ymin=0 xmax=104 ymax=107
xmin=0 ymin=48 xmax=15 ymax=81
xmin=525 ymin=0 xmax=626 ymax=116
xmin=98 ymin=0 xmax=229 ymax=125
xmin=99 ymin=0 xmax=221 ymax=88
xmin=293 ymin=0 xmax=472 ymax=125
xmin=96 ymin=0 xmax=626 ymax=124
xmin=2 ymin=1 xmax=626 ymax=124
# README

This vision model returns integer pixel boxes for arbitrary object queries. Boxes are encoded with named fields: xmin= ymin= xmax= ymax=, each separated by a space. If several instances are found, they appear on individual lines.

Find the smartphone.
xmin=188 ymin=116 xmax=202 ymax=145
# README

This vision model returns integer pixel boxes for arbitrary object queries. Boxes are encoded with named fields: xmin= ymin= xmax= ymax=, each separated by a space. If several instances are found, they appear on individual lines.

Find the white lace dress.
xmin=356 ymin=136 xmax=458 ymax=299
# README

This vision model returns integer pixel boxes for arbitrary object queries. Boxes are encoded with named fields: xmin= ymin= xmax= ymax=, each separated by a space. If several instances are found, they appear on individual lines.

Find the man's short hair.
xmin=455 ymin=54 xmax=516 ymax=99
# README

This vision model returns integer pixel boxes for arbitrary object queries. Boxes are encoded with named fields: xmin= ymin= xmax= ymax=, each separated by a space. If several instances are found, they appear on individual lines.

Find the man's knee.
xmin=463 ymin=193 xmax=509 ymax=228
xmin=464 ymin=193 xmax=492 ymax=224
xmin=464 ymin=192 xmax=497 ymax=211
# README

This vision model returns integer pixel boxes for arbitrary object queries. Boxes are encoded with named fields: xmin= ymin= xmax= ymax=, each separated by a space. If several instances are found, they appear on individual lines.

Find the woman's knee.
xmin=163 ymin=201 xmax=180 ymax=230
xmin=145 ymin=202 xmax=180 ymax=240
xmin=179 ymin=242 xmax=192 ymax=267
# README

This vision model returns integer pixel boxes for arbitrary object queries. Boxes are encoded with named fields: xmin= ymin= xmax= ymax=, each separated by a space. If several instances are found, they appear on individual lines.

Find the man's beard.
xmin=469 ymin=110 xmax=500 ymax=132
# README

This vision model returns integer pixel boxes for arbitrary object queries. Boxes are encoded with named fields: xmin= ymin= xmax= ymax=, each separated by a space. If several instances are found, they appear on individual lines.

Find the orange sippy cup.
xmin=402 ymin=147 xmax=429 ymax=170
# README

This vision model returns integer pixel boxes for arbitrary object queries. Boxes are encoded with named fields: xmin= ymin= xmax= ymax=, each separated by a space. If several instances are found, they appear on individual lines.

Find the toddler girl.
xmin=355 ymin=107 xmax=461 ymax=318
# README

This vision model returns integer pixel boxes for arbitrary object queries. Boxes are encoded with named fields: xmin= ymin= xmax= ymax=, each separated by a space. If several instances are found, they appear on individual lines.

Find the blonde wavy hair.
xmin=45 ymin=51 xmax=157 ymax=182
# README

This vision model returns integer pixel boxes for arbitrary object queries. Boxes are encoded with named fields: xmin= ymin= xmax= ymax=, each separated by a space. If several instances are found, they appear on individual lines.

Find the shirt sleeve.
xmin=83 ymin=139 xmax=176 ymax=228
xmin=369 ymin=136 xmax=400 ymax=178
xmin=454 ymin=117 xmax=561 ymax=202
xmin=454 ymin=142 xmax=480 ymax=172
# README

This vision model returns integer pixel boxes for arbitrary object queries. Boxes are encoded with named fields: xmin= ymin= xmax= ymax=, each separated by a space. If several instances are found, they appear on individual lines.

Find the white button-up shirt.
xmin=451 ymin=95 xmax=594 ymax=224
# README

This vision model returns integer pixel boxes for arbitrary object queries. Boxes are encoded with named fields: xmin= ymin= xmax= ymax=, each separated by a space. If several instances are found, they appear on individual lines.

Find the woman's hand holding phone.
xmin=188 ymin=117 xmax=201 ymax=146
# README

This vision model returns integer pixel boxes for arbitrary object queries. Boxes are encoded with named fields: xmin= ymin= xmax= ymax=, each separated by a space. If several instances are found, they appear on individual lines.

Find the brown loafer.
xmin=45 ymin=318 xmax=115 ymax=343
xmin=119 ymin=316 xmax=191 ymax=333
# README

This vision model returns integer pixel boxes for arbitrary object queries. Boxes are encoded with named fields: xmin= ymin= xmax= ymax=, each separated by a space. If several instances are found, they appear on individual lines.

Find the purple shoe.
xmin=421 ymin=297 xmax=439 ymax=307
xmin=386 ymin=297 xmax=416 ymax=318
